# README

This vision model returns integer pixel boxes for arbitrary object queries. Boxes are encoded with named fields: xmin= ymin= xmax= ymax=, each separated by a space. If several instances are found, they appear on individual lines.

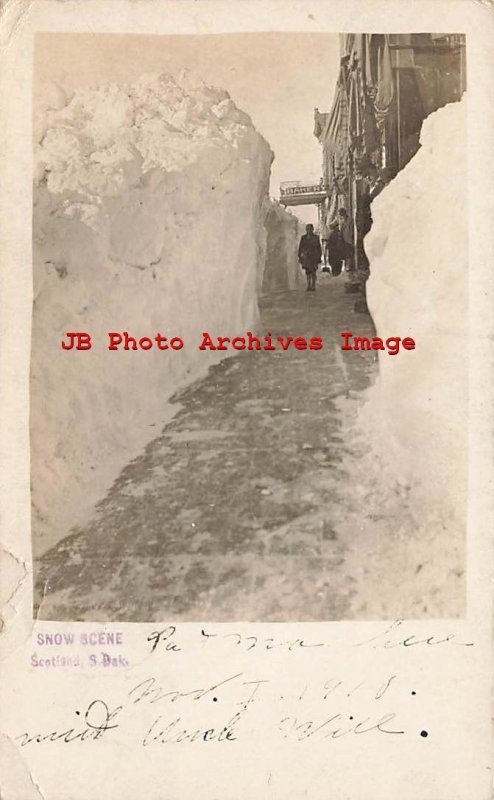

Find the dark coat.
xmin=327 ymin=229 xmax=344 ymax=270
xmin=298 ymin=233 xmax=322 ymax=271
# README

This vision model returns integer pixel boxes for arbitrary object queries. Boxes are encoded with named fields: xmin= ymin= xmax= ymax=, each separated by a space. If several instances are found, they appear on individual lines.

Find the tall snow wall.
xmin=32 ymin=72 xmax=273 ymax=554
xmin=364 ymin=98 xmax=467 ymax=528
xmin=262 ymin=200 xmax=304 ymax=294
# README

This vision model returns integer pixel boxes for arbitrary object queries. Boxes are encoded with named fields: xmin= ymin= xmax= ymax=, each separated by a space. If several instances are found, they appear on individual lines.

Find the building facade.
xmin=314 ymin=33 xmax=466 ymax=282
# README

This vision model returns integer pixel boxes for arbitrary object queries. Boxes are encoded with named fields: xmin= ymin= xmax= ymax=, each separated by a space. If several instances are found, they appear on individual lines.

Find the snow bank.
xmin=364 ymin=98 xmax=467 ymax=531
xmin=32 ymin=72 xmax=273 ymax=554
xmin=262 ymin=200 xmax=304 ymax=294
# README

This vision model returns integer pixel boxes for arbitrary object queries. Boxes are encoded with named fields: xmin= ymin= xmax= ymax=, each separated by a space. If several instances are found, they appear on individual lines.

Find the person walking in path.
xmin=298 ymin=223 xmax=322 ymax=291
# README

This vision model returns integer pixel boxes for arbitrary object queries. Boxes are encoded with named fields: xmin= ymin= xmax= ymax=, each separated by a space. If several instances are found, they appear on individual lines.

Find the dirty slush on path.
xmin=36 ymin=278 xmax=379 ymax=622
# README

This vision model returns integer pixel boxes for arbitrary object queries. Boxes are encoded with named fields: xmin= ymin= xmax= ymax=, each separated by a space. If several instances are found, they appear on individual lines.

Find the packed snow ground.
xmin=35 ymin=276 xmax=463 ymax=622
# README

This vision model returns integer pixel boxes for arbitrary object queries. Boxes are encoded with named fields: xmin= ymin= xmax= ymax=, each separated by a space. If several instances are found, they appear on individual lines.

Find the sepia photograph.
xmin=31 ymin=31 xmax=467 ymax=622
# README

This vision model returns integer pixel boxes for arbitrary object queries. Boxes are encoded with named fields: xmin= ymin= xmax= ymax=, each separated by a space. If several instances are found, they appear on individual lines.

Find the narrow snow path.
xmin=35 ymin=275 xmax=378 ymax=621
xmin=36 ymin=276 xmax=460 ymax=621
xmin=36 ymin=276 xmax=460 ymax=622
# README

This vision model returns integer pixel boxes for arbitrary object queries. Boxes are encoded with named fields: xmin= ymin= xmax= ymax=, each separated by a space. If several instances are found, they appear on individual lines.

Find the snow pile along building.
xmin=32 ymin=71 xmax=273 ymax=553
xmin=262 ymin=200 xmax=305 ymax=294
xmin=365 ymin=97 xmax=467 ymax=534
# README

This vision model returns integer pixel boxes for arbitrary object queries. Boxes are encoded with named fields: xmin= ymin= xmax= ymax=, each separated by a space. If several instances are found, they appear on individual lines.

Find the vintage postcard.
xmin=0 ymin=1 xmax=493 ymax=798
